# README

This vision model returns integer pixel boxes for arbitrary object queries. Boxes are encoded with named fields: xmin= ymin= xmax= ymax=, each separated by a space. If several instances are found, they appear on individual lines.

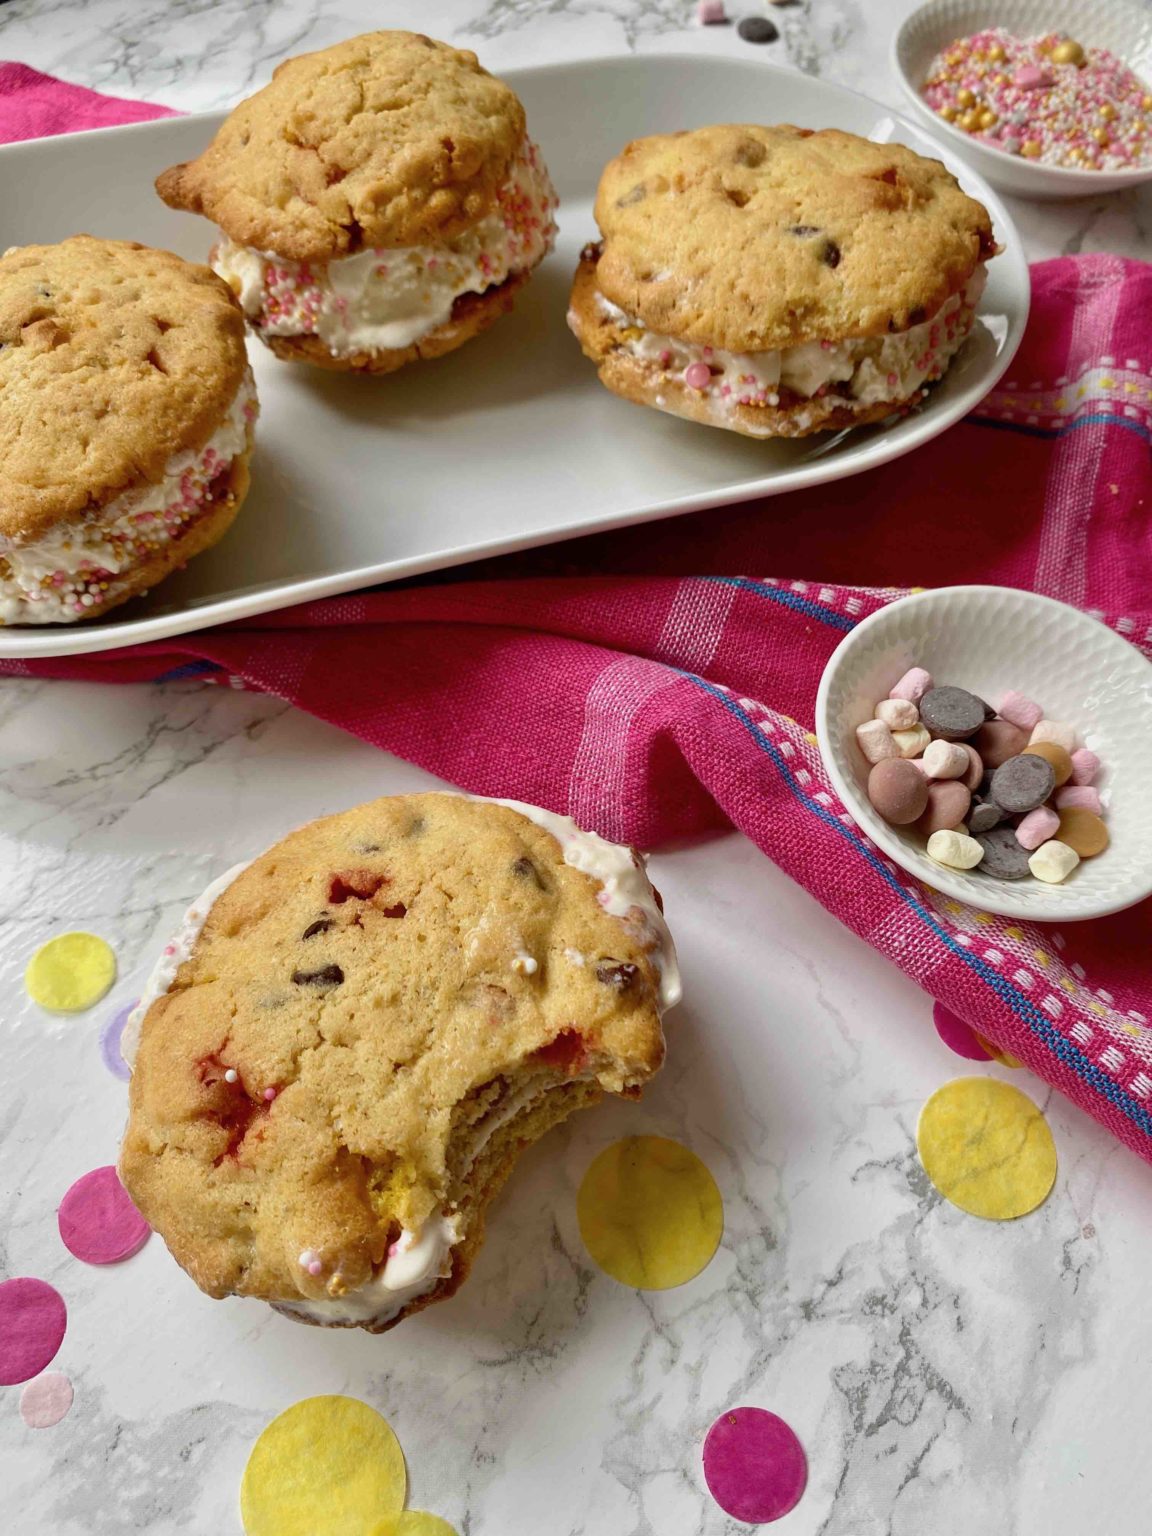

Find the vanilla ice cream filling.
xmin=124 ymin=793 xmax=676 ymax=1326
xmin=597 ymin=264 xmax=986 ymax=415
xmin=0 ymin=370 xmax=257 ymax=625
xmin=213 ymin=138 xmax=557 ymax=357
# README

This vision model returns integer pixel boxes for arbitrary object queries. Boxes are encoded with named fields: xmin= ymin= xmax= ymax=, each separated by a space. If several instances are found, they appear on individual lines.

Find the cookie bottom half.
xmin=262 ymin=269 xmax=533 ymax=375
xmin=0 ymin=450 xmax=253 ymax=626
xmin=568 ymin=254 xmax=966 ymax=440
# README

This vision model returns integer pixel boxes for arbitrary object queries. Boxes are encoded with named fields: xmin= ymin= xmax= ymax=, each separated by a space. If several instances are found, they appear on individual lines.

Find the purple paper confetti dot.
xmin=100 ymin=1001 xmax=137 ymax=1081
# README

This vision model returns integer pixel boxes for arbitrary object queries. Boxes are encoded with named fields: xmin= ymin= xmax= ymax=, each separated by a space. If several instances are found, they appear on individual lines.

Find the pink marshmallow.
xmin=1015 ymin=805 xmax=1060 ymax=850
xmin=697 ymin=0 xmax=726 ymax=20
xmin=998 ymin=690 xmax=1043 ymax=731
xmin=1056 ymin=785 xmax=1102 ymax=815
xmin=889 ymin=666 xmax=933 ymax=704
xmin=1070 ymin=748 xmax=1100 ymax=786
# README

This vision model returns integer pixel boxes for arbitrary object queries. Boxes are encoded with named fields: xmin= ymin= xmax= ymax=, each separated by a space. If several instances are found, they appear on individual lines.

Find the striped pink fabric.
xmin=3 ymin=73 xmax=1151 ymax=1159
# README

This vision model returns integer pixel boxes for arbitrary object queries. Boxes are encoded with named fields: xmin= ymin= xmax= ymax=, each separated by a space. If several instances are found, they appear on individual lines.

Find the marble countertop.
xmin=1 ymin=4 xmax=1151 ymax=1534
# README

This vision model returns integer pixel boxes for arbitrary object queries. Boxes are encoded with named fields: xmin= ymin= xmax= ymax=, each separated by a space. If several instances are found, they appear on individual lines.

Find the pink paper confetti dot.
xmin=703 ymin=1406 xmax=807 ymax=1523
xmin=58 ymin=1166 xmax=151 ymax=1266
xmin=932 ymin=1002 xmax=994 ymax=1061
xmin=20 ymin=1371 xmax=74 ymax=1428
xmin=0 ymin=1279 xmax=67 ymax=1386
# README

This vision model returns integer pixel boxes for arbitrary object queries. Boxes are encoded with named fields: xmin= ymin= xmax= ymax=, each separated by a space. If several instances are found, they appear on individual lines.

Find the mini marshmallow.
xmin=1015 ymin=804 xmax=1059 ymax=850
xmin=1030 ymin=719 xmax=1077 ymax=754
xmin=697 ymin=0 xmax=726 ymax=22
xmin=921 ymin=740 xmax=970 ymax=780
xmin=998 ymin=690 xmax=1043 ymax=731
xmin=1070 ymin=748 xmax=1100 ymax=786
xmin=856 ymin=718 xmax=897 ymax=764
xmin=927 ymin=829 xmax=984 ymax=869
xmin=1055 ymin=784 xmax=1102 ymax=815
xmin=875 ymin=697 xmax=919 ymax=730
xmin=889 ymin=666 xmax=933 ymax=704
xmin=1028 ymin=839 xmax=1081 ymax=884
xmin=892 ymin=724 xmax=931 ymax=759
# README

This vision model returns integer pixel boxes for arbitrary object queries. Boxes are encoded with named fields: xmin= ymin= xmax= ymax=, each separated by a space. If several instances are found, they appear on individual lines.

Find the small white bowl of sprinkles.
xmin=894 ymin=0 xmax=1152 ymax=198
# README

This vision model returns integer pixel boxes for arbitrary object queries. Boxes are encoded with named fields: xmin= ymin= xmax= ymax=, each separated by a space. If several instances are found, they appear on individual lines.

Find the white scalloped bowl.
xmin=894 ymin=0 xmax=1152 ymax=199
xmin=815 ymin=586 xmax=1152 ymax=920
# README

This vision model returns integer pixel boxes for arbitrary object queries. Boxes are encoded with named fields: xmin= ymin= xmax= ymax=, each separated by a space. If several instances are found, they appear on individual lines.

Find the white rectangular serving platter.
xmin=0 ymin=55 xmax=1028 ymax=658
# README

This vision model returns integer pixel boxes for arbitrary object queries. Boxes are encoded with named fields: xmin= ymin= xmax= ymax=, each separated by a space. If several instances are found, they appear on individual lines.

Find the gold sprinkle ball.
xmin=1050 ymin=38 xmax=1085 ymax=67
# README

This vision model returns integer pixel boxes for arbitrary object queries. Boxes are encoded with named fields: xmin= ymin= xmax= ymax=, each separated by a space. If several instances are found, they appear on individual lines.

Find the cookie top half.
xmin=156 ymin=31 xmax=527 ymax=263
xmin=0 ymin=237 xmax=248 ymax=545
xmin=120 ymin=793 xmax=670 ymax=1305
xmin=593 ymin=125 xmax=996 ymax=353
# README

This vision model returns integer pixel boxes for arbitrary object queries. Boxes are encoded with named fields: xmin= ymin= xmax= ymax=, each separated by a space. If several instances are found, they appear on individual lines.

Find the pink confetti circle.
xmin=20 ymin=1371 xmax=74 ymax=1428
xmin=0 ymin=1278 xmax=67 ymax=1386
xmin=58 ymin=1166 xmax=151 ymax=1265
xmin=703 ymin=1406 xmax=807 ymax=1523
xmin=932 ymin=1002 xmax=993 ymax=1062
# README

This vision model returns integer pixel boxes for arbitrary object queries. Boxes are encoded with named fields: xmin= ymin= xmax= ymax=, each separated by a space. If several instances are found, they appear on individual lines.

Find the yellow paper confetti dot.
xmin=973 ymin=1034 xmax=1022 ymax=1069
xmin=25 ymin=932 xmax=116 ymax=1013
xmin=917 ymin=1078 xmax=1057 ymax=1221
xmin=577 ymin=1135 xmax=723 ymax=1289
xmin=241 ymin=1396 xmax=405 ymax=1536
xmin=371 ymin=1516 xmax=458 ymax=1536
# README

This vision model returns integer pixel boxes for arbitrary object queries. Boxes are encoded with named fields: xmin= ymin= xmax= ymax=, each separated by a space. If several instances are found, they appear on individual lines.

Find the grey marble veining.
xmin=2 ymin=2 xmax=1152 ymax=1532
xmin=1 ymin=687 xmax=1150 ymax=1536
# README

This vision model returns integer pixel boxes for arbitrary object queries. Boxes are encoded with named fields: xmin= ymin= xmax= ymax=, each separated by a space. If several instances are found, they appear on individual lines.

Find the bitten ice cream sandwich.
xmin=569 ymin=124 xmax=997 ymax=438
xmin=119 ymin=793 xmax=678 ymax=1331
xmin=156 ymin=31 xmax=558 ymax=374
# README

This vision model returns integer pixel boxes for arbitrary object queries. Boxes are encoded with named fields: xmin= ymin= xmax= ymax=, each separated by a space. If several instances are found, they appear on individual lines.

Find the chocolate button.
xmin=1056 ymin=807 xmax=1110 ymax=858
xmin=737 ymin=16 xmax=778 ymax=41
xmin=1022 ymin=740 xmax=1073 ymax=787
xmin=917 ymin=781 xmax=971 ymax=835
xmin=973 ymin=719 xmax=1029 ymax=768
xmin=919 ymin=686 xmax=989 ymax=741
xmin=967 ymin=798 xmax=1003 ymax=834
xmin=867 ymin=758 xmax=929 ymax=825
xmin=990 ymin=753 xmax=1056 ymax=814
xmin=974 ymin=826 xmax=1032 ymax=880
